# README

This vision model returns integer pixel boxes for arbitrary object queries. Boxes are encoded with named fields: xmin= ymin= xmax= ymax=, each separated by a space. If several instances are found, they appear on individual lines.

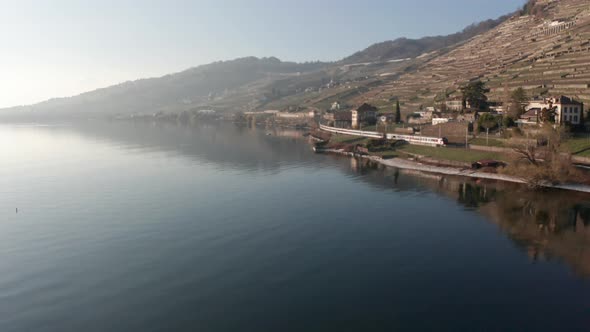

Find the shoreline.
xmin=314 ymin=147 xmax=590 ymax=194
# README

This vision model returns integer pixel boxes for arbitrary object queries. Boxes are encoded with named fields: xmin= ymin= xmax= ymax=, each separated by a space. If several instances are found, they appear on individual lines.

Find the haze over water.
xmin=1 ymin=121 xmax=590 ymax=331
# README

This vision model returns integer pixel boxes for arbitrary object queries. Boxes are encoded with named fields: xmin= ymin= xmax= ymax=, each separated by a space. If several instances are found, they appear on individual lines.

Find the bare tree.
xmin=513 ymin=143 xmax=538 ymax=165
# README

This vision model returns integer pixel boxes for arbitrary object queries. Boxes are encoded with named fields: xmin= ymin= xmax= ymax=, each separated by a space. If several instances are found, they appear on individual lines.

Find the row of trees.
xmin=459 ymin=80 xmax=528 ymax=115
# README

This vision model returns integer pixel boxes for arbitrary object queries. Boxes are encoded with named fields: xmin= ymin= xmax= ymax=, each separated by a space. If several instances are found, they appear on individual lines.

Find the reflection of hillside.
xmin=43 ymin=121 xmax=323 ymax=174
xmin=34 ymin=121 xmax=590 ymax=277
xmin=348 ymin=157 xmax=590 ymax=278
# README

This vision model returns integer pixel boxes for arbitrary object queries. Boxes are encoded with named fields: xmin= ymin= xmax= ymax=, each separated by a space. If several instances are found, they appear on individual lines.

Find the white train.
xmin=319 ymin=124 xmax=448 ymax=147
xmin=386 ymin=134 xmax=448 ymax=147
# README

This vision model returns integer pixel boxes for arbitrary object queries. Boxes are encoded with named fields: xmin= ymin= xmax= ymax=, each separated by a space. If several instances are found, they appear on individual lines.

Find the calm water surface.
xmin=1 ymin=121 xmax=590 ymax=331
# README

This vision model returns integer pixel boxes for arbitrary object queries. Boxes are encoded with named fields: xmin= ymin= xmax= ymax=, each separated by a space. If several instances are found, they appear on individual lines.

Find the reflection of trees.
xmin=457 ymin=183 xmax=496 ymax=208
xmin=440 ymin=178 xmax=590 ymax=278
xmin=478 ymin=191 xmax=590 ymax=277
xmin=339 ymin=149 xmax=590 ymax=278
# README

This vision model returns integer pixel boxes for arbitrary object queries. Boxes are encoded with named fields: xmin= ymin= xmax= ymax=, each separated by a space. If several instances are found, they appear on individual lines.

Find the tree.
xmin=461 ymin=80 xmax=489 ymax=110
xmin=540 ymin=106 xmax=557 ymax=123
xmin=394 ymin=100 xmax=401 ymax=123
xmin=508 ymin=87 xmax=528 ymax=119
xmin=511 ymin=87 xmax=528 ymax=105
xmin=478 ymin=113 xmax=498 ymax=145
xmin=506 ymin=125 xmax=575 ymax=187
xmin=513 ymin=141 xmax=539 ymax=165
xmin=503 ymin=116 xmax=515 ymax=128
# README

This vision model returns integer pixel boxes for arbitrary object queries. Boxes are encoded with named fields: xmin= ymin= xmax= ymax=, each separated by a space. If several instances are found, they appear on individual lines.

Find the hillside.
xmin=0 ymin=10 xmax=520 ymax=121
xmin=347 ymin=0 xmax=590 ymax=111
xmin=341 ymin=15 xmax=511 ymax=64
xmin=0 ymin=57 xmax=328 ymax=120
xmin=4 ymin=0 xmax=590 ymax=121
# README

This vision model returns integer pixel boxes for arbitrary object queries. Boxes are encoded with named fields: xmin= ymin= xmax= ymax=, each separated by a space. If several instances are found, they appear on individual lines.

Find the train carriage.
xmin=319 ymin=124 xmax=447 ymax=147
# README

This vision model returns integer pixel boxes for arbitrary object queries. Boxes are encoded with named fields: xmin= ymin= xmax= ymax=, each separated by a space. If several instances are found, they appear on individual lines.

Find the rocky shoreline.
xmin=314 ymin=147 xmax=590 ymax=194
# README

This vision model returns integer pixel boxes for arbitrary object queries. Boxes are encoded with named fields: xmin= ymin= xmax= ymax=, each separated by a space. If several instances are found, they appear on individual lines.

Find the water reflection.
xmin=9 ymin=120 xmax=590 ymax=278
xmin=482 ymin=191 xmax=590 ymax=277
xmin=347 ymin=156 xmax=590 ymax=278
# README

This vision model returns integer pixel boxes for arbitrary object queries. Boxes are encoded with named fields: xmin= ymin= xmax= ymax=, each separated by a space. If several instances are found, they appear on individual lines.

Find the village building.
xmin=351 ymin=103 xmax=377 ymax=129
xmin=415 ymin=110 xmax=434 ymax=119
xmin=407 ymin=112 xmax=431 ymax=125
xmin=520 ymin=108 xmax=541 ymax=123
xmin=524 ymin=96 xmax=583 ymax=125
xmin=489 ymin=106 xmax=505 ymax=115
xmin=408 ymin=117 xmax=430 ymax=125
xmin=330 ymin=101 xmax=341 ymax=111
xmin=432 ymin=117 xmax=452 ymax=126
xmin=456 ymin=112 xmax=478 ymax=123
xmin=379 ymin=113 xmax=395 ymax=123
xmin=334 ymin=111 xmax=353 ymax=128
xmin=445 ymin=98 xmax=464 ymax=112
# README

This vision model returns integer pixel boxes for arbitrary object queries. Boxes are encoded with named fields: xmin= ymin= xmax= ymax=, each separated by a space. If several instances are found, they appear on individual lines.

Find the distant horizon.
xmin=0 ymin=0 xmax=525 ymax=109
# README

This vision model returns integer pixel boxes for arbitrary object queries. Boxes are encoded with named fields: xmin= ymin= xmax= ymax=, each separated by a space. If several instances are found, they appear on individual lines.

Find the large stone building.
xmin=524 ymin=96 xmax=584 ymax=125
xmin=351 ymin=103 xmax=377 ymax=129
xmin=333 ymin=111 xmax=352 ymax=128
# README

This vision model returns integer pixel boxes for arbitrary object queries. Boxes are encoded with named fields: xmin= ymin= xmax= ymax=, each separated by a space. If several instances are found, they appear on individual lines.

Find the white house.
xmin=525 ymin=96 xmax=583 ymax=125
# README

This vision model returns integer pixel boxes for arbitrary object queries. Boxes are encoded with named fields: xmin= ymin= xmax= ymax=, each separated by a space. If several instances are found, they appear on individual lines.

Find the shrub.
xmin=366 ymin=139 xmax=387 ymax=149
xmin=503 ymin=116 xmax=515 ymax=128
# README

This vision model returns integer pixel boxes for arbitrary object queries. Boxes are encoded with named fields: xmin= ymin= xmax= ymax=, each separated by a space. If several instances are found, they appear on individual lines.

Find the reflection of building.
xmin=350 ymin=156 xmax=359 ymax=171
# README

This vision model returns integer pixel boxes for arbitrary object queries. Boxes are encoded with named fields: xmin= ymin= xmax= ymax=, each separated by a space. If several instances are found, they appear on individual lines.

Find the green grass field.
xmin=326 ymin=132 xmax=510 ymax=162
xmin=469 ymin=137 xmax=506 ymax=147
xmin=564 ymin=136 xmax=590 ymax=157
xmin=360 ymin=124 xmax=407 ymax=133
xmin=374 ymin=150 xmax=399 ymax=159
xmin=328 ymin=135 xmax=370 ymax=145
xmin=397 ymin=145 xmax=507 ymax=163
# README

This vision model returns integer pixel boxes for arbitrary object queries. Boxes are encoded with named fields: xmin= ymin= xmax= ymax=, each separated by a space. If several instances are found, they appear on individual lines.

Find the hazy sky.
xmin=0 ymin=0 xmax=524 ymax=108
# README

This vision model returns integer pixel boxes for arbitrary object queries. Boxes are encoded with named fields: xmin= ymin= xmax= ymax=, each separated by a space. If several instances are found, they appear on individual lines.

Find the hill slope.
xmin=348 ymin=0 xmax=590 ymax=110
xmin=0 ymin=11 xmax=519 ymax=120
xmin=0 ymin=57 xmax=327 ymax=120
xmin=341 ymin=15 xmax=511 ymax=64
xmin=5 ymin=0 xmax=590 ymax=121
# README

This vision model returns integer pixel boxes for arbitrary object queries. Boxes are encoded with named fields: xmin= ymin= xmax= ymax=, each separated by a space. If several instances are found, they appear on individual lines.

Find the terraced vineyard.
xmin=350 ymin=0 xmax=590 ymax=110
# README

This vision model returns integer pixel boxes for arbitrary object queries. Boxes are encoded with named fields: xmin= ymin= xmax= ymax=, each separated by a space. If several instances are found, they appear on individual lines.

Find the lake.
xmin=1 ymin=121 xmax=589 ymax=331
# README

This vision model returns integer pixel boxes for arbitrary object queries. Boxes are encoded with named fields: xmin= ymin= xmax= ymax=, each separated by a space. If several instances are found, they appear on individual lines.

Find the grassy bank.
xmin=397 ymin=145 xmax=506 ymax=163
xmin=324 ymin=134 xmax=508 ymax=164
xmin=565 ymin=136 xmax=590 ymax=157
xmin=328 ymin=134 xmax=370 ymax=145
xmin=469 ymin=137 xmax=506 ymax=147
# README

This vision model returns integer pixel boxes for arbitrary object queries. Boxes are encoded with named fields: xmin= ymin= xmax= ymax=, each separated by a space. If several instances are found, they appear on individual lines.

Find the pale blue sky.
xmin=0 ymin=0 xmax=525 ymax=108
